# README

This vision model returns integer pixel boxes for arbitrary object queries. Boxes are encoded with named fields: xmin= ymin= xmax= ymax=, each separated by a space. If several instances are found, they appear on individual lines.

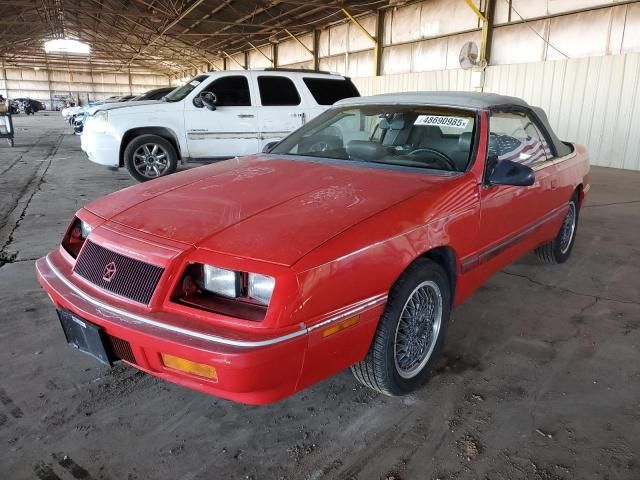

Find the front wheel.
xmin=535 ymin=195 xmax=579 ymax=264
xmin=124 ymin=134 xmax=178 ymax=182
xmin=351 ymin=258 xmax=451 ymax=396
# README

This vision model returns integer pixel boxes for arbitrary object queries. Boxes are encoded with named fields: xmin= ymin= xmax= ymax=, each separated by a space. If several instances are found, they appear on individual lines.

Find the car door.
xmin=184 ymin=74 xmax=259 ymax=159
xmin=478 ymin=110 xmax=558 ymax=271
xmin=253 ymin=74 xmax=306 ymax=150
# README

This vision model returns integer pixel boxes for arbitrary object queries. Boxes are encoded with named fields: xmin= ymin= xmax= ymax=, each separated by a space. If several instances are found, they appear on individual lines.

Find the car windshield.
xmin=163 ymin=75 xmax=208 ymax=102
xmin=270 ymin=105 xmax=476 ymax=172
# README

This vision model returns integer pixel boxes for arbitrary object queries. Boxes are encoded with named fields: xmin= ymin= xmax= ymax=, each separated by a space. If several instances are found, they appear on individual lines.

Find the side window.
xmin=201 ymin=76 xmax=251 ymax=107
xmin=303 ymin=78 xmax=360 ymax=105
xmin=257 ymin=76 xmax=301 ymax=106
xmin=489 ymin=112 xmax=549 ymax=165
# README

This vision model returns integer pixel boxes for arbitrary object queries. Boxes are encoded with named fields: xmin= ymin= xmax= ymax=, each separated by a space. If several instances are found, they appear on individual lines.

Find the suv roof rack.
xmin=260 ymin=67 xmax=339 ymax=75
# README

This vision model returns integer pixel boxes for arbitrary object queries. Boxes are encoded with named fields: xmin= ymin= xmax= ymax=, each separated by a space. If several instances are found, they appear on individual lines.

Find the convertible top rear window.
xmin=271 ymin=105 xmax=476 ymax=173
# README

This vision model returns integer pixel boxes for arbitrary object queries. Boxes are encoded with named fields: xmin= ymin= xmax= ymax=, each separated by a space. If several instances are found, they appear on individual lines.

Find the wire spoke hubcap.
xmin=133 ymin=143 xmax=169 ymax=178
xmin=560 ymin=202 xmax=576 ymax=254
xmin=394 ymin=280 xmax=443 ymax=379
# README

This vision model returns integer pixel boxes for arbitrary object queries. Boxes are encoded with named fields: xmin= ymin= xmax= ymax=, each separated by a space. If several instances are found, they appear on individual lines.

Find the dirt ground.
xmin=0 ymin=114 xmax=638 ymax=480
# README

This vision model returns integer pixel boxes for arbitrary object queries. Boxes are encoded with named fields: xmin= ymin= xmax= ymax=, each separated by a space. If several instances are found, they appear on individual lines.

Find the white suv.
xmin=81 ymin=69 xmax=360 ymax=181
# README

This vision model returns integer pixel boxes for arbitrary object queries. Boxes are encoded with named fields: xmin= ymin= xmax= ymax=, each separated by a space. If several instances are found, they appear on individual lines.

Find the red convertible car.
xmin=36 ymin=92 xmax=589 ymax=404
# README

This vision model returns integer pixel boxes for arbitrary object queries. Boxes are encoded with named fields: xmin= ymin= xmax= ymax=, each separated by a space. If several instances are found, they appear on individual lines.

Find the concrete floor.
xmin=0 ymin=114 xmax=639 ymax=480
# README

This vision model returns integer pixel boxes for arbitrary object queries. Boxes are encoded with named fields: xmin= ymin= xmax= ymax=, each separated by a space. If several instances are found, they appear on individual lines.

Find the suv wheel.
xmin=124 ymin=134 xmax=178 ymax=182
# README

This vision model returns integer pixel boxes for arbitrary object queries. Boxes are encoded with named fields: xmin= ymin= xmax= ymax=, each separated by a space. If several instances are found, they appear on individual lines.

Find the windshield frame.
xmin=269 ymin=104 xmax=480 ymax=175
xmin=163 ymin=75 xmax=209 ymax=103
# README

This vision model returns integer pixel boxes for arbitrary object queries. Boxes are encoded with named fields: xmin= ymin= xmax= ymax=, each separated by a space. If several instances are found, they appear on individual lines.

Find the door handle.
xmin=237 ymin=114 xmax=254 ymax=118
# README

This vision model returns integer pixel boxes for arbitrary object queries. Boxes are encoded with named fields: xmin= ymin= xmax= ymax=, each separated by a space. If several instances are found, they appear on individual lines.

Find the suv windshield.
xmin=163 ymin=75 xmax=208 ymax=102
xmin=271 ymin=105 xmax=476 ymax=172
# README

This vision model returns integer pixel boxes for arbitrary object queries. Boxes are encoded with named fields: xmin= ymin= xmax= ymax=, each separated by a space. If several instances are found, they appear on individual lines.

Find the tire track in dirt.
xmin=0 ymin=133 xmax=63 ymax=265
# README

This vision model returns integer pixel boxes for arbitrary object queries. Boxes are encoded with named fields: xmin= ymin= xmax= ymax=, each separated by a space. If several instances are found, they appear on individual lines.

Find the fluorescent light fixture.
xmin=44 ymin=39 xmax=90 ymax=55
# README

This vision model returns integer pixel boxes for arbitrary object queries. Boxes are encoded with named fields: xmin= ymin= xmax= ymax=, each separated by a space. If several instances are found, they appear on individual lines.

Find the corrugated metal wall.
xmin=353 ymin=52 xmax=640 ymax=171
xmin=0 ymin=68 xmax=171 ymax=109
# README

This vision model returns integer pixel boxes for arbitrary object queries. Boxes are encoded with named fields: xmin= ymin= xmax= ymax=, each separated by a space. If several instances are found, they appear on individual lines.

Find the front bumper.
xmin=35 ymin=249 xmax=308 ymax=404
xmin=81 ymin=131 xmax=119 ymax=168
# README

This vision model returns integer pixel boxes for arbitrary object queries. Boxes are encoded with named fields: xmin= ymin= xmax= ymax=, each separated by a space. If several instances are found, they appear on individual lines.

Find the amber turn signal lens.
xmin=161 ymin=353 xmax=218 ymax=381
xmin=322 ymin=315 xmax=360 ymax=337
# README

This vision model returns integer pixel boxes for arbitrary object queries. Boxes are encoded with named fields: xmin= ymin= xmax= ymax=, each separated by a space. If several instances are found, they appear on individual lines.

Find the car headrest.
xmin=458 ymin=132 xmax=473 ymax=151
xmin=389 ymin=118 xmax=405 ymax=130
xmin=379 ymin=117 xmax=405 ymax=131
xmin=346 ymin=140 xmax=387 ymax=162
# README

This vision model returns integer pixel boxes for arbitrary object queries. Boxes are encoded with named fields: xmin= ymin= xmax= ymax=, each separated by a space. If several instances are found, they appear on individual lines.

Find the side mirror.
xmin=488 ymin=158 xmax=535 ymax=187
xmin=196 ymin=91 xmax=217 ymax=110
xmin=262 ymin=141 xmax=279 ymax=153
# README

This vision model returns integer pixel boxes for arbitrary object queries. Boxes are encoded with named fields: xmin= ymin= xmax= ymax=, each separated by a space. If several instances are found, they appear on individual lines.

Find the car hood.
xmin=85 ymin=156 xmax=446 ymax=266
xmin=88 ymin=100 xmax=162 ymax=114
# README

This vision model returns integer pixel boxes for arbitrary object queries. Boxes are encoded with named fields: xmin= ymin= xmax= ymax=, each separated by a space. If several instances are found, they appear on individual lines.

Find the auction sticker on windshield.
xmin=414 ymin=115 xmax=469 ymax=128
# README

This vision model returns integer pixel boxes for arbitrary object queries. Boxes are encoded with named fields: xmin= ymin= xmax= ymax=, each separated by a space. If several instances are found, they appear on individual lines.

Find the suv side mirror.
xmin=195 ymin=91 xmax=217 ymax=111
xmin=262 ymin=141 xmax=279 ymax=153
xmin=488 ymin=158 xmax=535 ymax=187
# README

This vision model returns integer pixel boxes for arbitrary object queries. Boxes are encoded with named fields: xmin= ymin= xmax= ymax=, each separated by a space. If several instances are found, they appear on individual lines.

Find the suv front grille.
xmin=73 ymin=240 xmax=164 ymax=305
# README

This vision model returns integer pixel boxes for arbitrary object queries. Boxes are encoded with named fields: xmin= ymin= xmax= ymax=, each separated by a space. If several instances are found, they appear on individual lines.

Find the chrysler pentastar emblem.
xmin=102 ymin=262 xmax=117 ymax=282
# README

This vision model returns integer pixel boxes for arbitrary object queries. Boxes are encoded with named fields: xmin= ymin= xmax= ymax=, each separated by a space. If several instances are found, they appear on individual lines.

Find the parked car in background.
xmin=11 ymin=98 xmax=46 ymax=114
xmin=130 ymin=87 xmax=174 ymax=101
xmin=80 ymin=69 xmax=360 ymax=181
xmin=63 ymin=90 xmax=169 ymax=134
xmin=36 ymin=92 xmax=589 ymax=404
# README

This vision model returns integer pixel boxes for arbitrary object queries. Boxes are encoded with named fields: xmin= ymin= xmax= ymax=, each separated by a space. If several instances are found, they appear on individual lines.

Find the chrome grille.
xmin=73 ymin=240 xmax=164 ymax=305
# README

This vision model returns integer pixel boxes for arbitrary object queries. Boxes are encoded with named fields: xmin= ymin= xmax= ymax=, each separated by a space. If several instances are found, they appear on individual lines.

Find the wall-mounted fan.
xmin=459 ymin=41 xmax=487 ymax=70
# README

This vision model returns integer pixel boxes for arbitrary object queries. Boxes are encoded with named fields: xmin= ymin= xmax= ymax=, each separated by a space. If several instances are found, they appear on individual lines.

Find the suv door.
xmin=184 ymin=74 xmax=259 ymax=159
xmin=253 ymin=74 xmax=305 ymax=149
xmin=478 ymin=110 xmax=558 ymax=272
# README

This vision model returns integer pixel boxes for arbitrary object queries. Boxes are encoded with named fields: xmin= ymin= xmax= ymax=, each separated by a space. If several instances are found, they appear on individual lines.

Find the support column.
xmin=273 ymin=43 xmax=279 ymax=68
xmin=375 ymin=10 xmax=384 ymax=77
xmin=313 ymin=29 xmax=320 ymax=71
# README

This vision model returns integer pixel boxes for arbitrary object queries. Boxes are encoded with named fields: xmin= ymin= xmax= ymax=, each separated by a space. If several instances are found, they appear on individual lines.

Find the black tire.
xmin=351 ymin=258 xmax=451 ymax=396
xmin=535 ymin=194 xmax=579 ymax=265
xmin=124 ymin=134 xmax=178 ymax=182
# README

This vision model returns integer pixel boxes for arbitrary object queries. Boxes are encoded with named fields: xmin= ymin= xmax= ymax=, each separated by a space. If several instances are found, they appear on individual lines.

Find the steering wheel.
xmin=409 ymin=147 xmax=457 ymax=171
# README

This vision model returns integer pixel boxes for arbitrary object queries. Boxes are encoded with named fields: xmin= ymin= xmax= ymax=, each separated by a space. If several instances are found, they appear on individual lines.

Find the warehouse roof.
xmin=0 ymin=0 xmax=387 ymax=76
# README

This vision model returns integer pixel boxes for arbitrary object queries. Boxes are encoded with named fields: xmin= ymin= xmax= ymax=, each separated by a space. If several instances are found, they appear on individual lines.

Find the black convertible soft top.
xmin=337 ymin=91 xmax=573 ymax=158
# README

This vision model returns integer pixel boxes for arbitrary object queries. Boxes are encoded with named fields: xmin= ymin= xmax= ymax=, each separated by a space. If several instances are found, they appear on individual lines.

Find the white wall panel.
xmin=348 ymin=15 xmax=376 ymax=52
xmin=621 ymin=4 xmax=640 ymax=53
xmin=484 ymin=54 xmax=640 ymax=170
xmin=277 ymin=34 xmax=313 ymax=66
xmin=492 ymin=21 xmax=548 ymax=64
xmin=547 ymin=9 xmax=611 ymax=60
xmin=347 ymin=50 xmax=374 ymax=77
xmin=1 ymin=67 xmax=169 ymax=107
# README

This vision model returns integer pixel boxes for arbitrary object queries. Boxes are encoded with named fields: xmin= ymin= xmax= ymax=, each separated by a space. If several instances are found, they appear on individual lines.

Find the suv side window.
xmin=489 ymin=112 xmax=549 ymax=166
xmin=257 ymin=76 xmax=301 ymax=106
xmin=303 ymin=78 xmax=360 ymax=105
xmin=201 ymin=76 xmax=251 ymax=107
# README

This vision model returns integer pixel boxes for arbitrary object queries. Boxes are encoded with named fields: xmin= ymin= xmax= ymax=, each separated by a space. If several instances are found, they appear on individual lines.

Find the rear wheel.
xmin=535 ymin=194 xmax=579 ymax=264
xmin=351 ymin=258 xmax=451 ymax=396
xmin=124 ymin=134 xmax=178 ymax=182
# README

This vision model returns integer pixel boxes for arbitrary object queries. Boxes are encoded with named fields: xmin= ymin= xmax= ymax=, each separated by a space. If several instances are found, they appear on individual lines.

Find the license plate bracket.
xmin=57 ymin=309 xmax=114 ymax=366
